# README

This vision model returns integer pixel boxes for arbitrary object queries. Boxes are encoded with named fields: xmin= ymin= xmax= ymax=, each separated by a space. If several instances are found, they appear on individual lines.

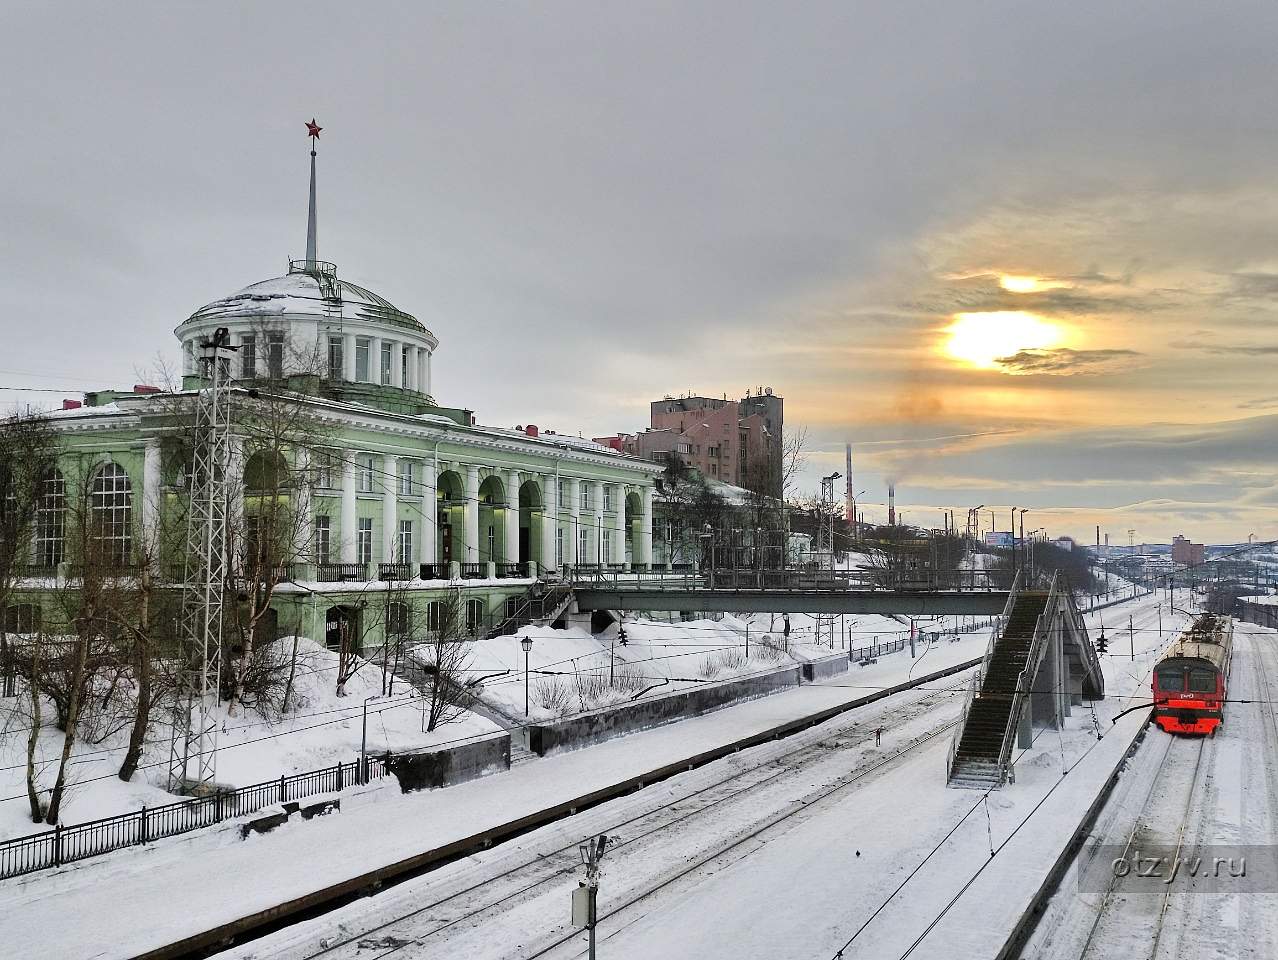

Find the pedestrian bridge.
xmin=564 ymin=568 xmax=1011 ymax=616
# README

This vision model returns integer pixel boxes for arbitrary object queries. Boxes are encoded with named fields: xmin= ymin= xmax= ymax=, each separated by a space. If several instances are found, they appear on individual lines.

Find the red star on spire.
xmin=305 ymin=118 xmax=322 ymax=139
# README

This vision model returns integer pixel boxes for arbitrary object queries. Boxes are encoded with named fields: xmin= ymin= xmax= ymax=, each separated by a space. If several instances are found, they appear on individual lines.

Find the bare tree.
xmin=741 ymin=426 xmax=807 ymax=568
xmin=411 ymin=592 xmax=472 ymax=732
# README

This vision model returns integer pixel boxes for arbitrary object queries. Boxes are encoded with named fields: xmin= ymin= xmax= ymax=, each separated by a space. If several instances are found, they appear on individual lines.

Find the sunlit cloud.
xmin=998 ymin=274 xmax=1072 ymax=294
xmin=942 ymin=311 xmax=1066 ymax=369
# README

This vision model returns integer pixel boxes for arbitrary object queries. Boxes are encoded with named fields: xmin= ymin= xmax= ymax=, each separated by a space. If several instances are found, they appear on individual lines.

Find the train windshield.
xmin=1156 ymin=668 xmax=1184 ymax=692
xmin=1189 ymin=669 xmax=1217 ymax=693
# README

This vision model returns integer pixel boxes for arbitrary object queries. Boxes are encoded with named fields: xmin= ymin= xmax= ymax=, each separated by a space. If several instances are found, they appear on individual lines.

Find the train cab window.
xmin=1189 ymin=670 xmax=1216 ymax=693
xmin=1157 ymin=669 xmax=1184 ymax=692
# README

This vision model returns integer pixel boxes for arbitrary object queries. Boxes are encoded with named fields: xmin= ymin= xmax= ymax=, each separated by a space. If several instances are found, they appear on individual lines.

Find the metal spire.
xmin=305 ymin=119 xmax=322 ymax=266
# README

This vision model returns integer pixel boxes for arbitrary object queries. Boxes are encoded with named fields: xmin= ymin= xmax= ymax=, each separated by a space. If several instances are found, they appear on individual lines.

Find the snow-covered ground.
xmin=0 ymin=628 xmax=992 ymax=960
xmin=0 ymin=638 xmax=497 ymax=841
xmin=1024 ymin=611 xmax=1278 ymax=959
xmin=465 ymin=612 xmax=924 ymax=722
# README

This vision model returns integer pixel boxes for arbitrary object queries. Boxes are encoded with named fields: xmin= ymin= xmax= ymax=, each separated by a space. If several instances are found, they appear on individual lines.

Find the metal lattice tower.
xmin=168 ymin=328 xmax=237 ymax=794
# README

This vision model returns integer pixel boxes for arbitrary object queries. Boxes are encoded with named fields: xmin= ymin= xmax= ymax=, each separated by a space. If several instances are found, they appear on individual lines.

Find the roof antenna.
xmin=305 ymin=118 xmax=322 ymax=267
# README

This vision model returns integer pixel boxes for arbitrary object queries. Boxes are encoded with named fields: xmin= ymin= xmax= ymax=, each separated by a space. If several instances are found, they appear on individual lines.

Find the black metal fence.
xmin=849 ymin=638 xmax=909 ymax=662
xmin=0 ymin=754 xmax=392 ymax=882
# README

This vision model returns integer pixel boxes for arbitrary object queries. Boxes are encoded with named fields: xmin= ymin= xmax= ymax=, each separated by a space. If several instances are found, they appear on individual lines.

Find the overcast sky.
xmin=3 ymin=1 xmax=1277 ymax=544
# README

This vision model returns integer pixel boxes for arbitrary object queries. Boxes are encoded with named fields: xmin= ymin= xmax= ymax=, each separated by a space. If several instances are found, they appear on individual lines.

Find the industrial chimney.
xmin=888 ymin=483 xmax=896 ymax=526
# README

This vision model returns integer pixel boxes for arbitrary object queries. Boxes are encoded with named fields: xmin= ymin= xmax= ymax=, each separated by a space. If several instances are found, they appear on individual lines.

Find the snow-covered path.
xmin=1024 ymin=619 xmax=1278 ymax=959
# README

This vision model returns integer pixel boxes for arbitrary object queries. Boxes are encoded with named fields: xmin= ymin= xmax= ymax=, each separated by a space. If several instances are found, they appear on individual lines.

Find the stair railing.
xmin=994 ymin=571 xmax=1060 ymax=784
xmin=947 ymin=568 xmax=1021 ymax=784
xmin=947 ymin=666 xmax=984 ymax=780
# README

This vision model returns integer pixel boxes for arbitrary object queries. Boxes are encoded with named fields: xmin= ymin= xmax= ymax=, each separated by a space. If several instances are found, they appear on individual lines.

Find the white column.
xmin=370 ymin=336 xmax=383 ymax=385
xmin=340 ymin=459 xmax=357 ymax=563
xmin=612 ymin=484 xmax=626 ymax=565
xmin=382 ymin=454 xmax=398 ymax=568
xmin=566 ymin=478 xmax=581 ymax=565
xmin=342 ymin=332 xmax=356 ymax=382
xmin=504 ymin=470 xmax=521 ymax=564
xmin=419 ymin=350 xmax=430 ymax=396
xmin=638 ymin=485 xmax=654 ymax=566
xmin=464 ymin=465 xmax=481 ymax=562
xmin=541 ymin=473 xmax=557 ymax=570
xmin=390 ymin=342 xmax=403 ymax=388
xmin=295 ymin=447 xmax=314 ymax=564
xmin=404 ymin=345 xmax=417 ymax=391
xmin=420 ymin=459 xmax=437 ymax=568
xmin=592 ymin=481 xmax=605 ymax=565
xmin=141 ymin=438 xmax=161 ymax=559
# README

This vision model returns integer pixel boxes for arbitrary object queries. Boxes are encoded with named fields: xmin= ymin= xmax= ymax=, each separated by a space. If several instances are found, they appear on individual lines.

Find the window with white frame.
xmin=240 ymin=335 xmax=256 ymax=379
xmin=486 ymin=524 xmax=495 ymax=561
xmin=328 ymin=336 xmax=343 ymax=380
xmin=577 ymin=528 xmax=587 ymax=564
xmin=380 ymin=342 xmax=393 ymax=385
xmin=267 ymin=332 xmax=284 ymax=379
xmin=315 ymin=450 xmax=336 ymax=489
xmin=358 ymin=455 xmax=375 ymax=493
xmin=557 ymin=479 xmax=566 ymax=508
xmin=466 ymin=598 xmax=484 ymax=634
xmin=387 ymin=601 xmax=410 ymax=638
xmin=35 ymin=468 xmax=65 ymax=566
xmin=426 ymin=600 xmax=443 ymax=634
xmin=355 ymin=338 xmax=370 ymax=381
xmin=604 ymin=485 xmax=613 ymax=511
xmin=314 ymin=515 xmax=331 ymax=564
xmin=90 ymin=463 xmax=132 ymax=565
xmin=580 ymin=484 xmax=590 ymax=510
xmin=357 ymin=517 xmax=373 ymax=564
xmin=602 ymin=528 xmax=611 ymax=562
xmin=398 ymin=519 xmax=413 ymax=564
xmin=401 ymin=348 xmax=410 ymax=387
xmin=556 ymin=526 xmax=564 ymax=566
xmin=397 ymin=459 xmax=414 ymax=496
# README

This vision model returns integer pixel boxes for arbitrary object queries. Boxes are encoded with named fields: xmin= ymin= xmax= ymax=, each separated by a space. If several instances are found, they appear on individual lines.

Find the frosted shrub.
xmin=573 ymin=668 xmax=610 ymax=709
xmin=612 ymin=662 xmax=646 ymax=693
xmin=753 ymin=637 xmax=785 ymax=662
xmin=533 ymin=676 xmax=574 ymax=716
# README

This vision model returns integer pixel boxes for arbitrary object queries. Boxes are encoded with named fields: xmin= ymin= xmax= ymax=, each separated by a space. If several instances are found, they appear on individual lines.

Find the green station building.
xmin=15 ymin=143 xmax=660 ymax=652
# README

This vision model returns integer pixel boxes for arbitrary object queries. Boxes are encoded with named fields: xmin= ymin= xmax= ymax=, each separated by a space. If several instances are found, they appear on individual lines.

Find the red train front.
xmin=1152 ymin=615 xmax=1232 ymax=735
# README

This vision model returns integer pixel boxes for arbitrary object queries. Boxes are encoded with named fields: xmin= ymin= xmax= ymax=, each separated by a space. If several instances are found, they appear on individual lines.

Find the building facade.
xmin=598 ymin=388 xmax=784 ymax=493
xmin=12 ymin=146 xmax=660 ymax=653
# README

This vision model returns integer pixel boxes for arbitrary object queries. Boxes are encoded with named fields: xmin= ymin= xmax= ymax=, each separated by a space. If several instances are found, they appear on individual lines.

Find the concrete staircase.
xmin=948 ymin=591 xmax=1049 ymax=789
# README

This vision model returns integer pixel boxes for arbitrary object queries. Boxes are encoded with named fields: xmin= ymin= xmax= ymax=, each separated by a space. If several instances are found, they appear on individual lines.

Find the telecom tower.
xmin=168 ymin=327 xmax=238 ymax=794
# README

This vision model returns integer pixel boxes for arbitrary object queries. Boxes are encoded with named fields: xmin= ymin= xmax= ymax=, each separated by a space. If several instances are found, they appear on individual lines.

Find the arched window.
xmin=3 ymin=603 xmax=40 ymax=634
xmin=244 ymin=450 xmax=289 ymax=493
xmin=35 ymin=469 xmax=65 ymax=567
xmin=466 ymin=598 xmax=484 ymax=635
xmin=90 ymin=463 xmax=132 ymax=566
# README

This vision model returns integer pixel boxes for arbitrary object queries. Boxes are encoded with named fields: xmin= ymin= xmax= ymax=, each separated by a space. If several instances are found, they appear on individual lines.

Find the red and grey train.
xmin=1152 ymin=614 xmax=1233 ymax=735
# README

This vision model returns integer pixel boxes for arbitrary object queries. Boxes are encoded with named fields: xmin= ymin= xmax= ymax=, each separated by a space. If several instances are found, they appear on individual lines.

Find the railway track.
xmin=231 ymin=675 xmax=971 ymax=960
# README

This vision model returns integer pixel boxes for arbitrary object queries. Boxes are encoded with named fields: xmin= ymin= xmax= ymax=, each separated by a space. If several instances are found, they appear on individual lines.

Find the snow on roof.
xmin=1240 ymin=594 xmax=1278 ymax=606
xmin=45 ymin=402 xmax=124 ymax=419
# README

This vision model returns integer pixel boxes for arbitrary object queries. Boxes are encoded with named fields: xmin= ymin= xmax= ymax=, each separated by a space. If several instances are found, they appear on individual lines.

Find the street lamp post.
xmin=360 ymin=695 xmax=377 ymax=784
xmin=521 ymin=636 xmax=533 ymax=719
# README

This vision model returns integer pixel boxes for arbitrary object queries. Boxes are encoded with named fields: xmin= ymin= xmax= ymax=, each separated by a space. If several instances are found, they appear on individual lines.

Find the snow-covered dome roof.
xmin=182 ymin=260 xmax=430 ymax=337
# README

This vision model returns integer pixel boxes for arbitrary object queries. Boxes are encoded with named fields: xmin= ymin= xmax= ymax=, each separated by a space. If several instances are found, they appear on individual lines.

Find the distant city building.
xmin=596 ymin=389 xmax=784 ymax=494
xmin=1172 ymin=535 xmax=1205 ymax=566
xmin=1052 ymin=536 xmax=1076 ymax=552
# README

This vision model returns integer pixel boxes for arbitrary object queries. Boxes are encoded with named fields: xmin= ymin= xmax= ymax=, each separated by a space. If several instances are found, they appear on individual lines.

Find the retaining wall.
xmin=802 ymin=651 xmax=851 ymax=681
xmin=388 ymin=731 xmax=511 ymax=793
xmin=528 ymin=663 xmax=802 ymax=756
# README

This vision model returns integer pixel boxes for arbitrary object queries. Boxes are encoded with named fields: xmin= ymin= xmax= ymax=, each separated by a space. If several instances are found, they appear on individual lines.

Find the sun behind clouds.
xmin=943 ymin=311 xmax=1066 ymax=368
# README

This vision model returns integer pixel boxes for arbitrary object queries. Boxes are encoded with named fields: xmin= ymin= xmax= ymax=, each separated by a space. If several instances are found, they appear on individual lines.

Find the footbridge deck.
xmin=564 ymin=569 xmax=1010 ymax=616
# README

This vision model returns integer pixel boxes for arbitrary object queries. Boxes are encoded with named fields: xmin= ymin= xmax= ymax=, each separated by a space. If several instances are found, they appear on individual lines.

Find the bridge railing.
xmin=565 ymin=566 xmax=1007 ymax=593
xmin=997 ymin=571 xmax=1060 ymax=785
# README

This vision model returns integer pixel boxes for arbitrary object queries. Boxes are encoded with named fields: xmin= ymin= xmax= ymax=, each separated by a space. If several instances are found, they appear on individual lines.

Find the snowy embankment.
xmin=0 ymin=638 xmax=496 ymax=842
xmin=465 ymin=611 xmax=956 ymax=723
xmin=0 ymin=628 xmax=994 ymax=960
